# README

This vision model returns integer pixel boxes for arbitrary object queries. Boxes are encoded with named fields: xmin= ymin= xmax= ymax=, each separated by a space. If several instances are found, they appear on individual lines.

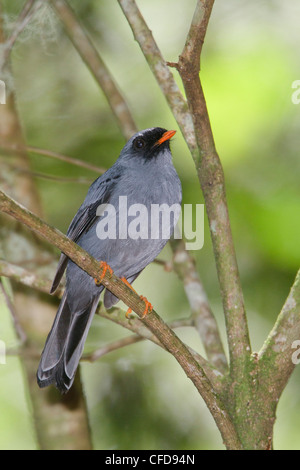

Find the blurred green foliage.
xmin=0 ymin=0 xmax=300 ymax=450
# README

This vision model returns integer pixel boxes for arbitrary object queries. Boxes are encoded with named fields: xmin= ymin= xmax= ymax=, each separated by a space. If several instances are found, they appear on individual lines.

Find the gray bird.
xmin=37 ymin=127 xmax=182 ymax=393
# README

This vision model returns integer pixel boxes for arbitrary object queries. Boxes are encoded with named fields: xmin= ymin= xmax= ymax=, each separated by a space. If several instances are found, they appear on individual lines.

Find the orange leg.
xmin=140 ymin=296 xmax=153 ymax=318
xmin=94 ymin=261 xmax=113 ymax=286
xmin=121 ymin=277 xmax=137 ymax=293
xmin=121 ymin=277 xmax=136 ymax=318
xmin=121 ymin=277 xmax=153 ymax=319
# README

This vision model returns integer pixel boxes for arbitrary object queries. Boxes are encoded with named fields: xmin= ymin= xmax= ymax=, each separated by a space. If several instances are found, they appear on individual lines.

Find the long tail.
xmin=37 ymin=292 xmax=101 ymax=393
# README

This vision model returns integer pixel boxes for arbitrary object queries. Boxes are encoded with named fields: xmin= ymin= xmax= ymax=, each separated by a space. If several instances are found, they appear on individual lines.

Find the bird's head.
xmin=120 ymin=127 xmax=176 ymax=163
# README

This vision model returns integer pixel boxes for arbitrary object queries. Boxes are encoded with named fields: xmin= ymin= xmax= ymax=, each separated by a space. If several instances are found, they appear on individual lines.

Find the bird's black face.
xmin=131 ymin=127 xmax=176 ymax=160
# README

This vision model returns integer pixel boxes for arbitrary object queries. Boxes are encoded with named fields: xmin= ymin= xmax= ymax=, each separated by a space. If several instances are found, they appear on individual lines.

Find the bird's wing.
xmin=50 ymin=173 xmax=118 ymax=294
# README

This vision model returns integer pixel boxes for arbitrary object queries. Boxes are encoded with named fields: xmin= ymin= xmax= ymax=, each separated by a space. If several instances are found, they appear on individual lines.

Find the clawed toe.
xmin=94 ymin=261 xmax=113 ymax=286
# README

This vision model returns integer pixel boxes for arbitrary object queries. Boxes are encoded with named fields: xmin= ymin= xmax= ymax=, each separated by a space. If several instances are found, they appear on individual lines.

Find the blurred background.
xmin=0 ymin=0 xmax=300 ymax=449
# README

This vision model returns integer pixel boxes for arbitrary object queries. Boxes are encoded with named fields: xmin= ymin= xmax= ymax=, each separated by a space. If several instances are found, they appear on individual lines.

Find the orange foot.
xmin=121 ymin=277 xmax=136 ymax=318
xmin=94 ymin=261 xmax=113 ymax=286
xmin=121 ymin=277 xmax=153 ymax=319
xmin=139 ymin=296 xmax=153 ymax=318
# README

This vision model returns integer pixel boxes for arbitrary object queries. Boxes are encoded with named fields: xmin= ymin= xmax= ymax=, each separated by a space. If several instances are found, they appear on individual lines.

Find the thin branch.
xmin=118 ymin=0 xmax=250 ymax=382
xmin=2 ymin=161 xmax=94 ymax=184
xmin=2 ymin=280 xmax=221 ymax=391
xmin=176 ymin=0 xmax=250 ymax=382
xmin=83 ymin=318 xmax=193 ymax=362
xmin=0 ymin=257 xmax=198 ymax=354
xmin=0 ymin=258 xmax=223 ymax=391
xmin=24 ymin=171 xmax=93 ymax=185
xmin=1 ymin=0 xmax=43 ymax=66
xmin=0 ymin=257 xmax=189 ymax=348
xmin=50 ymin=0 xmax=137 ymax=140
xmin=0 ymin=189 xmax=241 ymax=449
xmin=170 ymin=238 xmax=227 ymax=373
xmin=258 ymin=269 xmax=300 ymax=400
xmin=91 ymin=304 xmax=222 ymax=388
xmin=84 ymin=335 xmax=144 ymax=362
xmin=82 ymin=317 xmax=224 ymax=393
xmin=116 ymin=0 xmax=229 ymax=376
xmin=117 ymin=0 xmax=196 ymax=153
xmin=0 ymin=144 xmax=107 ymax=174
xmin=0 ymin=258 xmax=64 ymax=298
xmin=27 ymin=145 xmax=107 ymax=174
xmin=0 ymin=278 xmax=27 ymax=343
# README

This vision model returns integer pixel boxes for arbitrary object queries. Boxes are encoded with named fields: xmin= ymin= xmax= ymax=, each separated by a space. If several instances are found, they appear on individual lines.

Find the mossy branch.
xmin=258 ymin=269 xmax=300 ymax=398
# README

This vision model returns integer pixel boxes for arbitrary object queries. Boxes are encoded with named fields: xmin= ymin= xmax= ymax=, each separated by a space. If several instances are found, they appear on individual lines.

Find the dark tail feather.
xmin=50 ymin=253 xmax=68 ymax=294
xmin=37 ymin=292 xmax=101 ymax=393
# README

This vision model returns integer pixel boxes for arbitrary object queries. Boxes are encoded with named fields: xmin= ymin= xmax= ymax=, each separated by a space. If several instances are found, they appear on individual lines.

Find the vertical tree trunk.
xmin=0 ymin=8 xmax=92 ymax=449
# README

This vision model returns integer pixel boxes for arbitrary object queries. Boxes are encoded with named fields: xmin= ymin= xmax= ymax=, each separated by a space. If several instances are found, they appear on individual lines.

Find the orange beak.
xmin=156 ymin=130 xmax=176 ymax=146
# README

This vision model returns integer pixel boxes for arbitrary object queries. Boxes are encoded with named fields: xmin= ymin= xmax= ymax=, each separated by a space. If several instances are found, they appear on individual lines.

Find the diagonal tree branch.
xmin=50 ymin=0 xmax=137 ymax=140
xmin=82 ymin=317 xmax=195 ymax=360
xmin=0 ymin=256 xmax=224 ymax=390
xmin=117 ymin=0 xmax=197 ymax=153
xmin=0 ymin=143 xmax=107 ymax=174
xmin=1 ymin=160 xmax=95 ymax=184
xmin=170 ymin=238 xmax=227 ymax=373
xmin=81 ymin=323 xmax=225 ymax=394
xmin=258 ymin=269 xmax=300 ymax=400
xmin=0 ymin=188 xmax=242 ymax=449
xmin=0 ymin=278 xmax=27 ymax=343
xmin=0 ymin=258 xmax=219 ymax=384
xmin=0 ymin=258 xmax=192 ymax=358
xmin=0 ymin=258 xmax=64 ymax=297
xmin=1 ymin=0 xmax=43 ymax=66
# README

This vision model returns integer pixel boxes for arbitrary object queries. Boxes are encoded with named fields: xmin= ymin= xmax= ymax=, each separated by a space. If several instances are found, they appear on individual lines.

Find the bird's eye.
xmin=133 ymin=137 xmax=145 ymax=150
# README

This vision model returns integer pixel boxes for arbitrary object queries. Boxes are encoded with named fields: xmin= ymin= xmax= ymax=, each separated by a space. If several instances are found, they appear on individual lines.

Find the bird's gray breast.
xmin=66 ymin=159 xmax=181 ymax=307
